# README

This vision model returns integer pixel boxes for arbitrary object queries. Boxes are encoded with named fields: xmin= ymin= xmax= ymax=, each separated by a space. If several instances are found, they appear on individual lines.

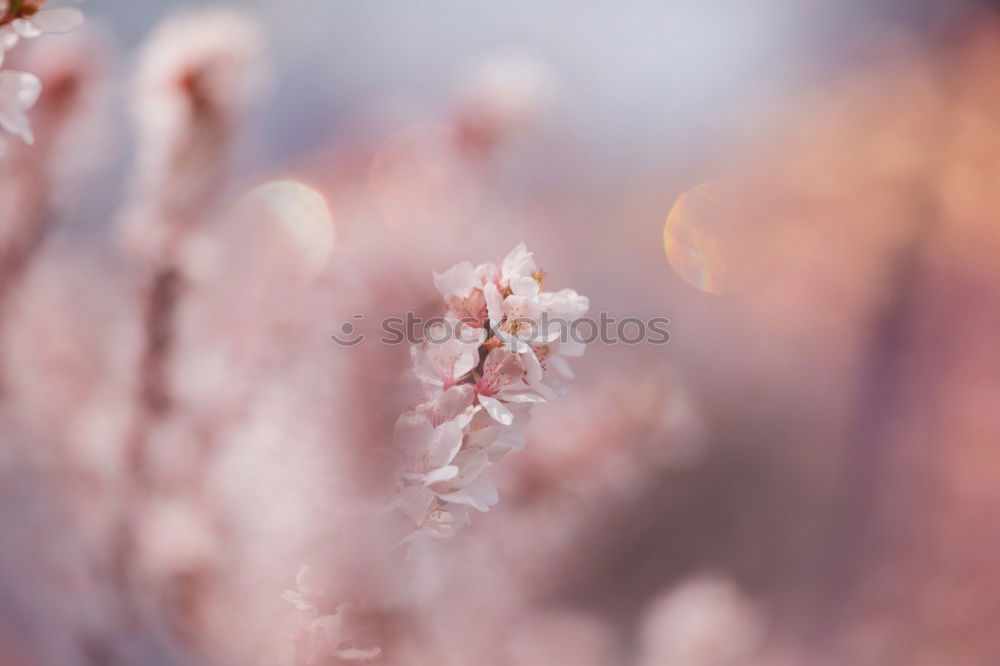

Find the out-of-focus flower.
xmin=0 ymin=69 xmax=39 ymax=153
xmin=302 ymin=604 xmax=381 ymax=663
xmin=126 ymin=5 xmax=264 ymax=230
xmin=284 ymin=568 xmax=382 ymax=662
xmin=637 ymin=575 xmax=766 ymax=666
xmin=394 ymin=485 xmax=471 ymax=539
xmin=455 ymin=49 xmax=556 ymax=152
xmin=282 ymin=565 xmax=324 ymax=613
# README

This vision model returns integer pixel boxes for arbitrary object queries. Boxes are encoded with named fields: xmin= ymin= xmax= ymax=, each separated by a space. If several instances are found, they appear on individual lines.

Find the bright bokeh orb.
xmin=238 ymin=179 xmax=335 ymax=280
xmin=664 ymin=182 xmax=753 ymax=295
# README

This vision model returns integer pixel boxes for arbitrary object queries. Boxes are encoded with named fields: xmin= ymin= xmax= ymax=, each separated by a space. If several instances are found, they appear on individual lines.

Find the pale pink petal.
xmin=11 ymin=18 xmax=41 ymax=38
xmin=509 ymin=274 xmax=540 ymax=298
xmin=31 ymin=7 xmax=84 ymax=33
xmin=433 ymin=260 xmax=478 ymax=299
xmin=478 ymin=394 xmax=513 ymax=425
xmin=438 ymin=475 xmax=499 ymax=512
xmin=522 ymin=347 xmax=545 ymax=384
xmin=425 ymin=419 xmax=464 ymax=468
xmin=501 ymin=242 xmax=536 ymax=282
xmin=484 ymin=281 xmax=504 ymax=326
xmin=419 ymin=465 xmax=459 ymax=485
xmin=393 ymin=411 xmax=433 ymax=455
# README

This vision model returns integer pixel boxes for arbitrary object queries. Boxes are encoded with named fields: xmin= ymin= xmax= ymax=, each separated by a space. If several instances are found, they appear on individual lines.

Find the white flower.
xmin=475 ymin=347 xmax=546 ymax=425
xmin=394 ymin=243 xmax=588 ymax=540
xmin=302 ymin=603 xmax=381 ymax=663
xmin=397 ymin=486 xmax=471 ymax=538
xmin=0 ymin=69 xmax=40 ymax=154
xmin=433 ymin=260 xmax=493 ymax=326
xmin=519 ymin=288 xmax=590 ymax=398
xmin=414 ymin=384 xmax=475 ymax=427
xmin=466 ymin=403 xmax=530 ymax=461
xmin=410 ymin=319 xmax=485 ymax=389
xmin=434 ymin=243 xmax=544 ymax=326
xmin=498 ymin=241 xmax=541 ymax=296
xmin=429 ymin=448 xmax=498 ymax=512
xmin=394 ymin=411 xmax=466 ymax=486
xmin=0 ymin=1 xmax=84 ymax=65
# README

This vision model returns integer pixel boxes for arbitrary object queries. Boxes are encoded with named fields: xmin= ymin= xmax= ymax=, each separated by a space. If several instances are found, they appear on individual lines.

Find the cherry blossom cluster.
xmin=392 ymin=243 xmax=589 ymax=538
xmin=0 ymin=0 xmax=82 ymax=155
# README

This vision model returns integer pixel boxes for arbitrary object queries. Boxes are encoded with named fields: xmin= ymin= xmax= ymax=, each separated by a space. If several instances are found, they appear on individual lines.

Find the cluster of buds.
xmin=392 ymin=243 xmax=590 ymax=538
xmin=0 ymin=0 xmax=81 ymax=155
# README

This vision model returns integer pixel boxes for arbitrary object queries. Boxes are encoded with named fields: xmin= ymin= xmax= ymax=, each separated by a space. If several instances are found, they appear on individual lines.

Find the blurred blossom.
xmin=0 ymin=70 xmax=39 ymax=150
xmin=15 ymin=25 xmax=112 ymax=195
xmin=120 ymin=4 xmax=265 ymax=259
xmin=454 ymin=49 xmax=555 ymax=153
xmin=638 ymin=575 xmax=766 ymax=666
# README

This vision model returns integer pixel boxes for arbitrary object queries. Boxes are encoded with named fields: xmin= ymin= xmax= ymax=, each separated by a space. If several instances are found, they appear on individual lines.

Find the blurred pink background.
xmin=2 ymin=1 xmax=1000 ymax=664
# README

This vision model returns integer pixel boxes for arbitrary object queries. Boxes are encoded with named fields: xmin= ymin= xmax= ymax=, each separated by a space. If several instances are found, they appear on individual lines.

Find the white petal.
xmin=393 ymin=411 xmax=433 ymax=455
xmin=450 ymin=449 xmax=491 ymax=485
xmin=0 ymin=70 xmax=41 ymax=109
xmin=484 ymin=282 xmax=504 ymax=326
xmin=486 ymin=430 xmax=525 ymax=460
xmin=433 ymin=261 xmax=478 ymax=299
xmin=281 ymin=590 xmax=315 ymax=612
xmin=11 ymin=18 xmax=41 ymax=38
xmin=30 ymin=8 xmax=84 ymax=33
xmin=494 ymin=326 xmax=530 ymax=353
xmin=420 ymin=465 xmax=459 ymax=485
xmin=478 ymin=394 xmax=513 ymax=425
xmin=426 ymin=419 xmax=464 ymax=468
xmin=410 ymin=345 xmax=444 ymax=387
xmin=394 ymin=485 xmax=434 ymax=522
xmin=509 ymin=274 xmax=540 ymax=298
xmin=438 ymin=475 xmax=499 ymax=512
xmin=501 ymin=242 xmax=536 ymax=282
xmin=0 ymin=72 xmax=42 ymax=144
xmin=451 ymin=346 xmax=479 ymax=380
xmin=0 ymin=108 xmax=33 ymax=145
xmin=540 ymin=288 xmax=590 ymax=320
xmin=522 ymin=348 xmax=544 ymax=384
xmin=499 ymin=380 xmax=548 ymax=403
xmin=0 ymin=27 xmax=19 ymax=51
xmin=335 ymin=647 xmax=382 ymax=661
xmin=416 ymin=384 xmax=475 ymax=427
